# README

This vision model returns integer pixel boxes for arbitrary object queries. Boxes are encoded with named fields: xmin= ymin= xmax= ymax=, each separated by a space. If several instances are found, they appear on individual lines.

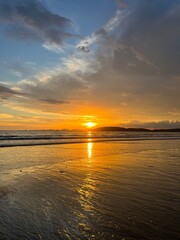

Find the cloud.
xmin=77 ymin=9 xmax=129 ymax=53
xmin=104 ymin=10 xmax=128 ymax=33
xmin=0 ymin=60 xmax=37 ymax=78
xmin=74 ymin=0 xmax=180 ymax=118
xmin=78 ymin=45 xmax=90 ymax=53
xmin=0 ymin=55 xmax=91 ymax=112
xmin=0 ymin=0 xmax=76 ymax=45
xmin=38 ymin=98 xmax=69 ymax=105
xmin=0 ymin=84 xmax=69 ymax=107
xmin=43 ymin=42 xmax=64 ymax=53
xmin=119 ymin=0 xmax=180 ymax=75
xmin=0 ymin=85 xmax=24 ymax=99
xmin=119 ymin=120 xmax=180 ymax=129
xmin=80 ymin=0 xmax=180 ymax=77
xmin=0 ymin=48 xmax=100 ymax=114
xmin=1 ymin=0 xmax=180 ymax=125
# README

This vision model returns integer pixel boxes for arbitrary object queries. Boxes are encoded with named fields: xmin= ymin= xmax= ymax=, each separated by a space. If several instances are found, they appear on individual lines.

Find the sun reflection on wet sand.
xmin=1 ymin=140 xmax=180 ymax=239
xmin=76 ymin=139 xmax=97 ymax=232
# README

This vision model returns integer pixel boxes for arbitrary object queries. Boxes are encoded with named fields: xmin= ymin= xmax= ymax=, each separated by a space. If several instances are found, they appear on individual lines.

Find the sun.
xmin=83 ymin=122 xmax=97 ymax=128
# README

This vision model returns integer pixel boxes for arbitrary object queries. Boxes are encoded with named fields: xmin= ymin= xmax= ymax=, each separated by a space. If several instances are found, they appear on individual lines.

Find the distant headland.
xmin=94 ymin=127 xmax=180 ymax=132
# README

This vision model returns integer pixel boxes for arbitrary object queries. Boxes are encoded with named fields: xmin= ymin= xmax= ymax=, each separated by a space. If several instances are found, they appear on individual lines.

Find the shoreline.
xmin=1 ymin=136 xmax=180 ymax=148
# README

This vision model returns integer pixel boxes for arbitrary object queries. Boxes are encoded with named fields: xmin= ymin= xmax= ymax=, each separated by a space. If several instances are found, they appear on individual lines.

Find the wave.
xmin=1 ymin=130 xmax=180 ymax=148
xmin=1 ymin=136 xmax=180 ymax=148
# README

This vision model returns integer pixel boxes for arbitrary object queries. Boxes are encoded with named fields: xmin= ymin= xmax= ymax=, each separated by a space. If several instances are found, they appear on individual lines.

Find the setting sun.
xmin=83 ymin=122 xmax=97 ymax=128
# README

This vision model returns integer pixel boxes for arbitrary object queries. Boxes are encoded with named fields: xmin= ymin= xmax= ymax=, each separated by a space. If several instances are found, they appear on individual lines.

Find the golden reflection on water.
xmin=87 ymin=131 xmax=92 ymax=137
xmin=87 ymin=140 xmax=93 ymax=159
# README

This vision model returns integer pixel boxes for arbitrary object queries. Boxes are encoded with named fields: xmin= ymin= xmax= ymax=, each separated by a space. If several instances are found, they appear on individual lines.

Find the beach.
xmin=1 ymin=0 xmax=180 ymax=239
xmin=0 ymin=136 xmax=180 ymax=239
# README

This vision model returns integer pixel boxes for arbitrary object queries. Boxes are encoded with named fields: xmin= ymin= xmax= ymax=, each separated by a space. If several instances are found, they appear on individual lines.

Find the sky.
xmin=0 ymin=0 xmax=180 ymax=129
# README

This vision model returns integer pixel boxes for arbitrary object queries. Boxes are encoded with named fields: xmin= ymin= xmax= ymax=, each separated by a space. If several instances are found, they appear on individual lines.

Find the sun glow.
xmin=83 ymin=122 xmax=97 ymax=128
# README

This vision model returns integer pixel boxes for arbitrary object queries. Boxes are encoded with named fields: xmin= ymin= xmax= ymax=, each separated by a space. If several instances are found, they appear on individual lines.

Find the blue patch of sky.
xmin=44 ymin=0 xmax=117 ymax=36
xmin=0 ymin=27 xmax=63 ymax=82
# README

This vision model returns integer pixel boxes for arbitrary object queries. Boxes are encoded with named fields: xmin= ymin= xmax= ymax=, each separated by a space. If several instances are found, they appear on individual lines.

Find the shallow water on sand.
xmin=0 ymin=140 xmax=180 ymax=239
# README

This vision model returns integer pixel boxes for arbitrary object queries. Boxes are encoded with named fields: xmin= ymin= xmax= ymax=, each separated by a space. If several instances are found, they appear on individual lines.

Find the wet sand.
xmin=0 ymin=140 xmax=180 ymax=239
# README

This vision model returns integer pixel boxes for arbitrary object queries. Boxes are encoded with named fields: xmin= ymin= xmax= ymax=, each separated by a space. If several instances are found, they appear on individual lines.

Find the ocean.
xmin=0 ymin=130 xmax=180 ymax=239
xmin=0 ymin=130 xmax=180 ymax=147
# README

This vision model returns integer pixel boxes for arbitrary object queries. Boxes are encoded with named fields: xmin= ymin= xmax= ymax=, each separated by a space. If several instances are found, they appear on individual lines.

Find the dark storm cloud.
xmin=0 ymin=0 xmax=75 ymax=44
